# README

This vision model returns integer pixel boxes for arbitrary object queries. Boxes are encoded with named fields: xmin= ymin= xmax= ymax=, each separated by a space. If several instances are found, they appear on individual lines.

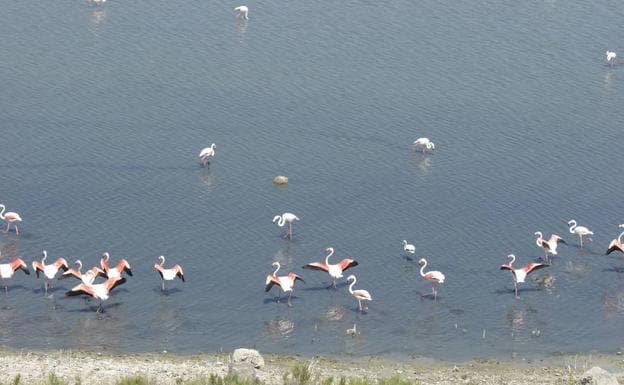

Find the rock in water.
xmin=273 ymin=175 xmax=288 ymax=185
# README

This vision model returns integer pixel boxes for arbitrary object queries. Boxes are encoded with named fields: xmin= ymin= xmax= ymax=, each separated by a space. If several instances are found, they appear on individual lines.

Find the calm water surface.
xmin=0 ymin=0 xmax=623 ymax=361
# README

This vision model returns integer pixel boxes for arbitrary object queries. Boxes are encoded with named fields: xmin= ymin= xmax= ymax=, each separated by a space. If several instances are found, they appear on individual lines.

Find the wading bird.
xmin=100 ymin=252 xmax=133 ymax=278
xmin=154 ymin=255 xmax=185 ymax=291
xmin=234 ymin=5 xmax=248 ymax=20
xmin=272 ymin=212 xmax=299 ymax=240
xmin=265 ymin=262 xmax=304 ymax=307
xmin=412 ymin=138 xmax=435 ymax=154
xmin=303 ymin=247 xmax=358 ymax=288
xmin=32 ymin=250 xmax=69 ymax=296
xmin=60 ymin=260 xmax=106 ymax=285
xmin=347 ymin=275 xmax=372 ymax=312
xmin=606 ymin=224 xmax=624 ymax=255
xmin=0 ymin=204 xmax=22 ymax=235
xmin=534 ymin=231 xmax=565 ymax=263
xmin=607 ymin=51 xmax=617 ymax=66
xmin=499 ymin=254 xmax=547 ymax=299
xmin=418 ymin=258 xmax=445 ymax=300
xmin=66 ymin=276 xmax=126 ymax=313
xmin=199 ymin=144 xmax=216 ymax=166
xmin=0 ymin=255 xmax=29 ymax=294
xmin=402 ymin=240 xmax=416 ymax=254
xmin=568 ymin=220 xmax=593 ymax=248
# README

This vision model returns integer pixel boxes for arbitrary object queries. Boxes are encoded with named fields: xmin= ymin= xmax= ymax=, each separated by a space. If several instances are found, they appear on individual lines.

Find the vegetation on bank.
xmin=0 ymin=361 xmax=587 ymax=385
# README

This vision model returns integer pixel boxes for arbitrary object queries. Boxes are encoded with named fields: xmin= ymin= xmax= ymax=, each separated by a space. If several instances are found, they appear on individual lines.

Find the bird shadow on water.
xmin=300 ymin=282 xmax=349 ymax=291
xmin=602 ymin=265 xmax=624 ymax=274
xmin=65 ymin=301 xmax=123 ymax=314
xmin=152 ymin=287 xmax=183 ymax=295
xmin=493 ymin=287 xmax=543 ymax=296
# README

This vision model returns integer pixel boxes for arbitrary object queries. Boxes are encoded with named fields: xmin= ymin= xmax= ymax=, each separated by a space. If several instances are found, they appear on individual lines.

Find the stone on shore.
xmin=581 ymin=366 xmax=619 ymax=385
xmin=232 ymin=348 xmax=265 ymax=369
xmin=273 ymin=175 xmax=288 ymax=185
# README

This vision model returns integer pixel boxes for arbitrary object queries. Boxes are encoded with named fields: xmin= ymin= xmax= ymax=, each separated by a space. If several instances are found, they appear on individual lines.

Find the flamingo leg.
xmin=3 ymin=222 xmax=8 ymax=233
xmin=288 ymin=292 xmax=293 ymax=307
xmin=288 ymin=223 xmax=293 ymax=239
xmin=44 ymin=282 xmax=48 ymax=296
xmin=514 ymin=282 xmax=518 ymax=299
xmin=162 ymin=280 xmax=165 ymax=291
xmin=358 ymin=299 xmax=362 ymax=312
xmin=14 ymin=225 xmax=18 ymax=235
xmin=4 ymin=285 xmax=7 ymax=295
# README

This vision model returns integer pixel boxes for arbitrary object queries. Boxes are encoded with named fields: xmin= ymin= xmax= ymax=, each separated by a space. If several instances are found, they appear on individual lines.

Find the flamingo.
xmin=272 ymin=212 xmax=299 ymax=240
xmin=346 ymin=275 xmax=372 ymax=312
xmin=199 ymin=144 xmax=216 ymax=166
xmin=154 ymin=255 xmax=185 ymax=291
xmin=418 ymin=258 xmax=445 ymax=300
xmin=0 ymin=254 xmax=29 ymax=294
xmin=499 ymin=254 xmax=547 ymax=298
xmin=31 ymin=250 xmax=69 ymax=296
xmin=234 ymin=5 xmax=248 ymax=20
xmin=607 ymin=51 xmax=617 ymax=66
xmin=606 ymin=224 xmax=624 ymax=255
xmin=100 ymin=252 xmax=133 ymax=278
xmin=264 ymin=262 xmax=304 ymax=307
xmin=402 ymin=240 xmax=416 ymax=254
xmin=59 ymin=260 xmax=106 ymax=285
xmin=412 ymin=138 xmax=435 ymax=154
xmin=66 ymin=276 xmax=126 ymax=313
xmin=534 ymin=231 xmax=566 ymax=263
xmin=568 ymin=219 xmax=593 ymax=248
xmin=303 ymin=247 xmax=358 ymax=288
xmin=0 ymin=204 xmax=22 ymax=235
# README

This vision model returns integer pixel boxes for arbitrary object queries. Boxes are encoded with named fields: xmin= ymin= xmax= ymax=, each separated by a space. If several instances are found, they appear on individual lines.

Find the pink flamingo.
xmin=347 ymin=275 xmax=372 ymax=312
xmin=418 ymin=258 xmax=445 ymax=300
xmin=303 ymin=247 xmax=358 ymax=288
xmin=0 ymin=204 xmax=22 ymax=235
xmin=154 ymin=255 xmax=185 ymax=291
xmin=265 ymin=262 xmax=304 ymax=307
xmin=66 ymin=276 xmax=126 ymax=313
xmin=32 ymin=250 xmax=69 ymax=296
xmin=606 ymin=224 xmax=624 ymax=255
xmin=499 ymin=254 xmax=547 ymax=298
xmin=0 ymin=254 xmax=29 ymax=294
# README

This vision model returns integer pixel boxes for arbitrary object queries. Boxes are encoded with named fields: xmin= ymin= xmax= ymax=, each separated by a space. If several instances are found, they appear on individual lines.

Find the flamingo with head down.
xmin=412 ymin=138 xmax=435 ymax=154
xmin=303 ymin=247 xmax=358 ymax=288
xmin=199 ymin=144 xmax=216 ymax=166
xmin=234 ymin=5 xmax=248 ymax=19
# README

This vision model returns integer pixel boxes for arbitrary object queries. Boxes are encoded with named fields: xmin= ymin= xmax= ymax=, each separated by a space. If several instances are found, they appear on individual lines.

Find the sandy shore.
xmin=0 ymin=348 xmax=622 ymax=384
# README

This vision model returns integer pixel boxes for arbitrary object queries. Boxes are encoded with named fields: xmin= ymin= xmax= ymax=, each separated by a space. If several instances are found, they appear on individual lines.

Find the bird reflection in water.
xmin=411 ymin=154 xmax=433 ymax=174
xmin=324 ymin=305 xmax=346 ymax=321
xmin=198 ymin=170 xmax=216 ymax=193
xmin=263 ymin=317 xmax=294 ymax=338
xmin=505 ymin=306 xmax=528 ymax=335
xmin=602 ymin=291 xmax=624 ymax=320
xmin=90 ymin=9 xmax=106 ymax=25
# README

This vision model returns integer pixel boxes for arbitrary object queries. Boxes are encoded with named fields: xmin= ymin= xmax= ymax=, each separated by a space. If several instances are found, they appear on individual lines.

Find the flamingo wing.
xmin=338 ymin=259 xmax=359 ymax=272
xmin=607 ymin=239 xmax=624 ymax=255
xmin=66 ymin=283 xmax=95 ymax=298
xmin=59 ymin=269 xmax=81 ymax=280
xmin=302 ymin=262 xmax=329 ymax=272
xmin=500 ymin=264 xmax=513 ymax=272
xmin=353 ymin=289 xmax=372 ymax=301
xmin=31 ymin=261 xmax=44 ymax=278
xmin=265 ymin=275 xmax=280 ymax=292
xmin=174 ymin=265 xmax=185 ymax=281
xmin=105 ymin=277 xmax=127 ymax=292
xmin=523 ymin=263 xmax=547 ymax=275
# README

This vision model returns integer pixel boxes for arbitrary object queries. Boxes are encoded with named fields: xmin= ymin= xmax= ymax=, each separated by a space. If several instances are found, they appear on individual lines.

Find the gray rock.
xmin=232 ymin=348 xmax=265 ymax=369
xmin=580 ymin=367 xmax=619 ymax=385
xmin=228 ymin=362 xmax=257 ymax=381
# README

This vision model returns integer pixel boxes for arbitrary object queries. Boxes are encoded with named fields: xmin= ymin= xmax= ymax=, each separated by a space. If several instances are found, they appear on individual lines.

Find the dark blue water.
xmin=0 ymin=0 xmax=624 ymax=360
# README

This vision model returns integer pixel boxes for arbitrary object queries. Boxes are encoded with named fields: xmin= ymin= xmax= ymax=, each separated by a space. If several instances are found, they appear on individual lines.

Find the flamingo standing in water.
xmin=534 ymin=231 xmax=566 ymax=263
xmin=412 ymin=138 xmax=435 ymax=154
xmin=568 ymin=219 xmax=593 ymax=248
xmin=272 ymin=212 xmax=299 ymax=240
xmin=303 ymin=247 xmax=359 ymax=288
xmin=0 ymin=204 xmax=22 ymax=235
xmin=265 ymin=262 xmax=304 ymax=307
xmin=606 ymin=224 xmax=624 ymax=255
xmin=499 ymin=254 xmax=547 ymax=299
xmin=154 ymin=255 xmax=185 ymax=291
xmin=0 ymin=254 xmax=29 ymax=294
xmin=60 ymin=260 xmax=106 ymax=285
xmin=346 ymin=275 xmax=372 ymax=312
xmin=100 ymin=252 xmax=133 ymax=278
xmin=418 ymin=258 xmax=445 ymax=300
xmin=234 ymin=5 xmax=248 ymax=20
xmin=607 ymin=51 xmax=617 ymax=66
xmin=402 ymin=240 xmax=416 ymax=254
xmin=199 ymin=144 xmax=216 ymax=166
xmin=32 ymin=250 xmax=69 ymax=296
xmin=66 ymin=276 xmax=126 ymax=313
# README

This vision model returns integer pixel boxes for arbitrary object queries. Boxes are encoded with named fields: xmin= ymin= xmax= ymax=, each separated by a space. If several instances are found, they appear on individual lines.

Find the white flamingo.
xmin=0 ymin=204 xmax=22 ymax=235
xmin=199 ymin=144 xmax=216 ymax=166
xmin=402 ymin=240 xmax=416 ymax=254
xmin=607 ymin=51 xmax=617 ymax=66
xmin=347 ymin=275 xmax=372 ymax=312
xmin=272 ymin=212 xmax=299 ymax=240
xmin=234 ymin=5 xmax=248 ymax=20
xmin=418 ymin=258 xmax=445 ymax=300
xmin=412 ymin=138 xmax=435 ymax=154
xmin=568 ymin=219 xmax=593 ymax=248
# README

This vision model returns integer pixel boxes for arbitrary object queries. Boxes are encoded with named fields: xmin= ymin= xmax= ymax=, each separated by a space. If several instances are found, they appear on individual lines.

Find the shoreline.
xmin=0 ymin=348 xmax=622 ymax=384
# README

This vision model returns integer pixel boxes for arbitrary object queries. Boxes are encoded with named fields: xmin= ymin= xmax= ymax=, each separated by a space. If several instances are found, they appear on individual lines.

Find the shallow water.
xmin=0 ymin=0 xmax=624 ymax=360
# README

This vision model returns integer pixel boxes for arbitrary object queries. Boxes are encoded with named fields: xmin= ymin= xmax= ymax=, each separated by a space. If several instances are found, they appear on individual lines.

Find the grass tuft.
xmin=116 ymin=375 xmax=150 ymax=385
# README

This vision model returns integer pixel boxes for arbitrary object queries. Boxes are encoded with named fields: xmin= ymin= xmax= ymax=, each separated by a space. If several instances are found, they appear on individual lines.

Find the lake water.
xmin=0 ymin=0 xmax=624 ymax=361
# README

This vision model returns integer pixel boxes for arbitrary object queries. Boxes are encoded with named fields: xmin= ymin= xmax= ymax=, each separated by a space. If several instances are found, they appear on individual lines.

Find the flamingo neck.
xmin=618 ymin=230 xmax=624 ymax=244
xmin=508 ymin=255 xmax=516 ymax=266
xmin=535 ymin=232 xmax=543 ymax=246
xmin=76 ymin=260 xmax=82 ymax=271
xmin=569 ymin=222 xmax=577 ymax=233
xmin=42 ymin=251 xmax=47 ymax=264
xmin=348 ymin=278 xmax=356 ymax=294
xmin=419 ymin=260 xmax=427 ymax=277
xmin=277 ymin=216 xmax=285 ymax=227
xmin=159 ymin=256 xmax=166 ymax=266
xmin=325 ymin=248 xmax=334 ymax=265
xmin=0 ymin=205 xmax=5 ymax=219
xmin=273 ymin=263 xmax=280 ymax=276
